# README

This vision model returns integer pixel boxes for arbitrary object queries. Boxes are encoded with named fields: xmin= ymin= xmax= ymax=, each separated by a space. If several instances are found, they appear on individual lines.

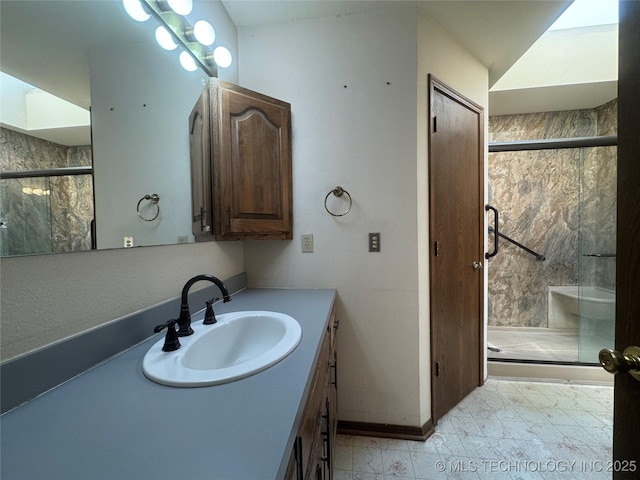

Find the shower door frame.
xmin=487 ymin=137 xmax=617 ymax=366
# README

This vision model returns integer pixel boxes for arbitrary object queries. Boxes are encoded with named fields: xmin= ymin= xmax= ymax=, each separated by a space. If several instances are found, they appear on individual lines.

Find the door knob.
xmin=599 ymin=346 xmax=640 ymax=381
xmin=473 ymin=261 xmax=484 ymax=270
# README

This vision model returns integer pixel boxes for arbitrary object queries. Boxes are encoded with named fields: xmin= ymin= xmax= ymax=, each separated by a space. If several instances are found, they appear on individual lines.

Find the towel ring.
xmin=324 ymin=186 xmax=352 ymax=217
xmin=137 ymin=194 xmax=160 ymax=221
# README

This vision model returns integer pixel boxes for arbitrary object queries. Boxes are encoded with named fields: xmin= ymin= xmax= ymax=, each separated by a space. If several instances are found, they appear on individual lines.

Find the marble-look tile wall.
xmin=488 ymin=100 xmax=617 ymax=327
xmin=0 ymin=127 xmax=94 ymax=256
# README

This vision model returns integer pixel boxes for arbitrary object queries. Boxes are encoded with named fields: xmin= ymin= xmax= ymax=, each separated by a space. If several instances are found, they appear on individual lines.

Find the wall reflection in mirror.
xmin=0 ymin=0 xmax=222 ymax=257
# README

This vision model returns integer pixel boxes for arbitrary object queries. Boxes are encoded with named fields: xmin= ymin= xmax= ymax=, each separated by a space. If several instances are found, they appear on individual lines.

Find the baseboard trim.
xmin=337 ymin=419 xmax=435 ymax=442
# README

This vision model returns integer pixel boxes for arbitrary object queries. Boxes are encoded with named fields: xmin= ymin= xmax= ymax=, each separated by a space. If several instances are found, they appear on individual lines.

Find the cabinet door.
xmin=189 ymin=86 xmax=213 ymax=239
xmin=214 ymin=82 xmax=292 ymax=240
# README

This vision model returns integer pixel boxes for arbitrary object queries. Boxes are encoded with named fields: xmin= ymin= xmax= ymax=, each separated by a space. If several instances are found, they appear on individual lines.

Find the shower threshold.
xmin=487 ymin=326 xmax=579 ymax=363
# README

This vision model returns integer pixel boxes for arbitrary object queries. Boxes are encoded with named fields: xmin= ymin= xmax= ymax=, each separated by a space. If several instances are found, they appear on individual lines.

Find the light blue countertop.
xmin=1 ymin=288 xmax=336 ymax=480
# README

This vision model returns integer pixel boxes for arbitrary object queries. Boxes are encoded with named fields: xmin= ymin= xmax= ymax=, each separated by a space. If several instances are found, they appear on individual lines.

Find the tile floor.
xmin=334 ymin=377 xmax=613 ymax=479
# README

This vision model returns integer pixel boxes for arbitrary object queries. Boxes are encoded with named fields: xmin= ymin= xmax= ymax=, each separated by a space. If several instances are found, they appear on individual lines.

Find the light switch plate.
xmin=369 ymin=233 xmax=380 ymax=252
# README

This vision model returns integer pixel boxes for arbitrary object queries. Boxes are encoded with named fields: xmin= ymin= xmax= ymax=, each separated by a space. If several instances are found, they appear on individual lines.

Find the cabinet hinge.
xmin=433 ymin=116 xmax=437 ymax=133
xmin=434 ymin=241 xmax=440 ymax=257
xmin=435 ymin=361 xmax=440 ymax=377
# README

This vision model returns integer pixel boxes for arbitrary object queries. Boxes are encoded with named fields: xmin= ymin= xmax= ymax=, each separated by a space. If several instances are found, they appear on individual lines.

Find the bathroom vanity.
xmin=0 ymin=288 xmax=336 ymax=480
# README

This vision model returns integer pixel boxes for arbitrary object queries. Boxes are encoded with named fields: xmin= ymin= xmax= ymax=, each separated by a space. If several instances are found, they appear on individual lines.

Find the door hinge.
xmin=433 ymin=116 xmax=437 ymax=132
xmin=435 ymin=361 xmax=440 ymax=377
xmin=434 ymin=241 xmax=440 ymax=257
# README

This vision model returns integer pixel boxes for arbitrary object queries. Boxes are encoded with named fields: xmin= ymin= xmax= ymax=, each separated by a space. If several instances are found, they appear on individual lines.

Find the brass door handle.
xmin=599 ymin=346 xmax=640 ymax=381
xmin=473 ymin=261 xmax=483 ymax=270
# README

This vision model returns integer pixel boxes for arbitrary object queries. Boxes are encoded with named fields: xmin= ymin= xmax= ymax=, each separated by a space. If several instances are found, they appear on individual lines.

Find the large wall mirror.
xmin=0 ymin=0 xmax=225 ymax=257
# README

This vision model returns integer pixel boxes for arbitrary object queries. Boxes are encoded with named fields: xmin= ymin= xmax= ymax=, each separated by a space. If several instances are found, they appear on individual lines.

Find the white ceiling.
xmin=0 ymin=1 xmax=155 ymax=110
xmin=4 ymin=0 xmax=612 ymax=142
xmin=1 ymin=0 xmax=571 ymax=106
xmin=221 ymin=0 xmax=573 ymax=86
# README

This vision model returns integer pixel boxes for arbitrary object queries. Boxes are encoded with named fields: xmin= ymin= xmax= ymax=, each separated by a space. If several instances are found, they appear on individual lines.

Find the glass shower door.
xmin=578 ymin=145 xmax=617 ymax=363
xmin=0 ymin=176 xmax=53 ymax=256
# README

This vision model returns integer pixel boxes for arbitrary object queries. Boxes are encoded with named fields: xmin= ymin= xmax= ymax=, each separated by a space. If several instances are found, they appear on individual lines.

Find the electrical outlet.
xmin=369 ymin=233 xmax=381 ymax=252
xmin=301 ymin=234 xmax=314 ymax=253
xmin=124 ymin=236 xmax=134 ymax=248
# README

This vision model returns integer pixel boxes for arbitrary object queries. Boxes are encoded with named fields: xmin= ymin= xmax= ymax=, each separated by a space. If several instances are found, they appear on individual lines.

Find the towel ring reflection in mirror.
xmin=324 ymin=186 xmax=352 ymax=217
xmin=137 ymin=194 xmax=160 ymax=221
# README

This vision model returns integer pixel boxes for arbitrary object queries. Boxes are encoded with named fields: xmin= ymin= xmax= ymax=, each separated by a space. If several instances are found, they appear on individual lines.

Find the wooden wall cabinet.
xmin=285 ymin=306 xmax=338 ymax=480
xmin=189 ymin=79 xmax=293 ymax=241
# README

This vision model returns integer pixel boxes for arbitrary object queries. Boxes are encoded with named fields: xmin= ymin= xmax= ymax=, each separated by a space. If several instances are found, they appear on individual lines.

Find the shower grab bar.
xmin=488 ymin=226 xmax=546 ymax=261
xmin=485 ymin=205 xmax=499 ymax=259
xmin=583 ymin=253 xmax=616 ymax=258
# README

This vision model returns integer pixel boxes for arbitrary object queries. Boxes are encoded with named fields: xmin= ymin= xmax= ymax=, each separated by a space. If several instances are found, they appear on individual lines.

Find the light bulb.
xmin=155 ymin=26 xmax=177 ymax=50
xmin=179 ymin=51 xmax=198 ymax=72
xmin=213 ymin=46 xmax=232 ymax=68
xmin=167 ymin=0 xmax=192 ymax=15
xmin=123 ymin=0 xmax=150 ymax=22
xmin=193 ymin=20 xmax=215 ymax=46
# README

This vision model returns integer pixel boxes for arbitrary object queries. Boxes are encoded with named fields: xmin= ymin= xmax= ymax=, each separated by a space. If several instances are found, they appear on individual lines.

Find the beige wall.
xmin=416 ymin=12 xmax=489 ymax=426
xmin=239 ymin=7 xmax=488 ymax=428
xmin=0 ymin=4 xmax=489 ymax=431
xmin=0 ymin=0 xmax=242 ymax=361
xmin=0 ymin=242 xmax=244 ymax=360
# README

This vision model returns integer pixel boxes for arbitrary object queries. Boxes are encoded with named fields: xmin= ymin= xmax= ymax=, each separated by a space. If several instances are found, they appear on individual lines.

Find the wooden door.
xmin=428 ymin=75 xmax=484 ymax=422
xmin=213 ymin=80 xmax=292 ymax=240
xmin=189 ymin=86 xmax=213 ymax=239
xmin=612 ymin=1 xmax=640 ymax=475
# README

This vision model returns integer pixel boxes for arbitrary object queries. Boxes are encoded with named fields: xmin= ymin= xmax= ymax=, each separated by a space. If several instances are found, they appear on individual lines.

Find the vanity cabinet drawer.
xmin=285 ymin=304 xmax=338 ymax=480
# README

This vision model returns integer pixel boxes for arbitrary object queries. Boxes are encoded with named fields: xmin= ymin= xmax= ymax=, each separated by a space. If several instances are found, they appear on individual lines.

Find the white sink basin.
xmin=142 ymin=311 xmax=302 ymax=387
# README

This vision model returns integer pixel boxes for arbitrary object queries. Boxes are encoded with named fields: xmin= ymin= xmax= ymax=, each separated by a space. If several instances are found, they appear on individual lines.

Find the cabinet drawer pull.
xmin=331 ymin=362 xmax=337 ymax=387
xmin=322 ymin=400 xmax=332 ymax=470
xmin=294 ymin=436 xmax=303 ymax=480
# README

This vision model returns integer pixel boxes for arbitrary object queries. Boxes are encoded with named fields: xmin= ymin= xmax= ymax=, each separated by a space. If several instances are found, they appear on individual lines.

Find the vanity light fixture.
xmin=123 ymin=0 xmax=151 ymax=21
xmin=189 ymin=20 xmax=215 ymax=46
xmin=179 ymin=51 xmax=198 ymax=71
xmin=212 ymin=46 xmax=232 ymax=68
xmin=165 ymin=0 xmax=193 ymax=16
xmin=155 ymin=26 xmax=178 ymax=50
xmin=122 ymin=0 xmax=232 ymax=76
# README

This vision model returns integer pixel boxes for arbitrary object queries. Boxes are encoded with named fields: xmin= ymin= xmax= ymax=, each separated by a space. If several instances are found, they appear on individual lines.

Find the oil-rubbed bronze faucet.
xmin=176 ymin=274 xmax=232 ymax=336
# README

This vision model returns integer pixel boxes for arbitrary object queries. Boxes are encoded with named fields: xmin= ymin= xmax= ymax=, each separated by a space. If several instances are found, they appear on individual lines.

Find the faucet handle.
xmin=153 ymin=320 xmax=181 ymax=352
xmin=203 ymin=298 xmax=218 ymax=325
